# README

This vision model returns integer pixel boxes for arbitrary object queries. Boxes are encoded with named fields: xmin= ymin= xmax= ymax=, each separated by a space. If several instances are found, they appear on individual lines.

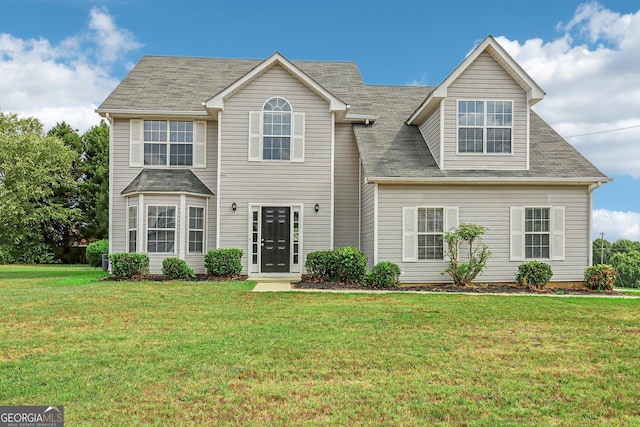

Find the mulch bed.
xmin=293 ymin=278 xmax=622 ymax=295
xmin=100 ymin=274 xmax=248 ymax=282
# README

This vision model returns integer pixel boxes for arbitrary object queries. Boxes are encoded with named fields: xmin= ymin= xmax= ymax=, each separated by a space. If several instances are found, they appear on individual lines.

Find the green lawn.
xmin=1 ymin=266 xmax=639 ymax=426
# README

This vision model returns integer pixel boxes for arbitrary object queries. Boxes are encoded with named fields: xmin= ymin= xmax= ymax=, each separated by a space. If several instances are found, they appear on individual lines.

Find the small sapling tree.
xmin=443 ymin=222 xmax=491 ymax=286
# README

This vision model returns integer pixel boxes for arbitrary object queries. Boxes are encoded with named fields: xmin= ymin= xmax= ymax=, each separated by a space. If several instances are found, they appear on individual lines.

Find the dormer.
xmin=407 ymin=36 xmax=545 ymax=171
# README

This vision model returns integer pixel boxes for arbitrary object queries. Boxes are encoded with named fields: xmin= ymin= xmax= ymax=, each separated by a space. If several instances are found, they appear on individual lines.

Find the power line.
xmin=563 ymin=124 xmax=640 ymax=138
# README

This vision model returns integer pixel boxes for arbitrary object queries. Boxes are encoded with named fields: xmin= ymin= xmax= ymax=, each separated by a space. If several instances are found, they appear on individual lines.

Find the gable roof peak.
xmin=205 ymin=51 xmax=349 ymax=114
xmin=407 ymin=35 xmax=546 ymax=125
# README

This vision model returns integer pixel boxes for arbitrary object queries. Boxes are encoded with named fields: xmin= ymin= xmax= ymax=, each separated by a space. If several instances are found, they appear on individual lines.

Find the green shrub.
xmin=305 ymin=247 xmax=367 ymax=284
xmin=162 ymin=257 xmax=196 ymax=280
xmin=205 ymin=248 xmax=243 ymax=277
xmin=109 ymin=253 xmax=150 ymax=279
xmin=584 ymin=264 xmax=617 ymax=291
xmin=335 ymin=246 xmax=367 ymax=284
xmin=86 ymin=239 xmax=109 ymax=267
xmin=515 ymin=261 xmax=553 ymax=290
xmin=305 ymin=250 xmax=338 ymax=281
xmin=364 ymin=261 xmax=401 ymax=288
xmin=443 ymin=223 xmax=491 ymax=286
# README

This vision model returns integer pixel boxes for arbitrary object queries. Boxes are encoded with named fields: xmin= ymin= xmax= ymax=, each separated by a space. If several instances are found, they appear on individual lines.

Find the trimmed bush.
xmin=109 ymin=253 xmax=150 ymax=279
xmin=162 ymin=257 xmax=196 ymax=280
xmin=205 ymin=248 xmax=243 ymax=277
xmin=584 ymin=264 xmax=617 ymax=291
xmin=304 ymin=247 xmax=367 ymax=284
xmin=86 ymin=239 xmax=109 ymax=267
xmin=364 ymin=261 xmax=401 ymax=288
xmin=515 ymin=261 xmax=553 ymax=290
xmin=305 ymin=250 xmax=338 ymax=281
xmin=335 ymin=246 xmax=367 ymax=284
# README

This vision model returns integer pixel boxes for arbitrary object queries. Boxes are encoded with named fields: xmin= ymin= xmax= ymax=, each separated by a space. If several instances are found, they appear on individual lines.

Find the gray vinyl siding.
xmin=110 ymin=118 xmax=218 ymax=274
xmin=418 ymin=106 xmax=441 ymax=168
xmin=218 ymin=65 xmax=333 ymax=273
xmin=443 ymin=52 xmax=528 ymax=170
xmin=377 ymin=184 xmax=590 ymax=283
xmin=111 ymin=118 xmax=141 ymax=255
xmin=334 ymin=123 xmax=360 ymax=249
xmin=360 ymin=166 xmax=375 ymax=270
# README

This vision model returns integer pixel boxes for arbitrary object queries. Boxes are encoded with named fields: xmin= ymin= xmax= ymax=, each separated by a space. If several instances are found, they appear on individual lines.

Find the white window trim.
xmin=146 ymin=204 xmax=178 ymax=255
xmin=524 ymin=206 xmax=551 ymax=260
xmin=417 ymin=207 xmax=445 ymax=261
xmin=187 ymin=205 xmax=206 ymax=255
xmin=402 ymin=206 xmax=459 ymax=262
xmin=248 ymin=97 xmax=304 ymax=163
xmin=456 ymin=99 xmax=514 ymax=155
xmin=127 ymin=204 xmax=138 ymax=254
xmin=510 ymin=206 xmax=565 ymax=261
xmin=129 ymin=119 xmax=206 ymax=168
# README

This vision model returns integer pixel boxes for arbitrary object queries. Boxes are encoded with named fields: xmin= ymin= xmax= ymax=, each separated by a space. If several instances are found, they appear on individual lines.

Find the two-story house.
xmin=97 ymin=36 xmax=609 ymax=283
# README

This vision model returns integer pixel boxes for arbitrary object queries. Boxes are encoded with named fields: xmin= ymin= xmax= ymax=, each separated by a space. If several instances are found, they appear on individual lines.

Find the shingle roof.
xmin=121 ymin=169 xmax=214 ymax=196
xmin=352 ymin=84 xmax=608 ymax=181
xmin=98 ymin=55 xmax=364 ymax=113
xmin=101 ymin=54 xmax=608 ymax=183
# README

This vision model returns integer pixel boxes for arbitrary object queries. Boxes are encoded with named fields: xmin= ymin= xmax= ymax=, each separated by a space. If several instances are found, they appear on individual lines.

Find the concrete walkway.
xmin=253 ymin=282 xmax=293 ymax=292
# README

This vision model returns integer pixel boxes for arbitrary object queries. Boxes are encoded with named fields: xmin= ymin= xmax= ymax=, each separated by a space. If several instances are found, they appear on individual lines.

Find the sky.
xmin=1 ymin=0 xmax=639 ymax=242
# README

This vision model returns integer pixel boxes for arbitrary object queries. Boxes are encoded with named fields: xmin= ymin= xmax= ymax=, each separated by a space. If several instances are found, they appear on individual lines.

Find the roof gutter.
xmin=96 ymin=109 xmax=210 ymax=118
xmin=365 ymin=176 xmax=613 ymax=186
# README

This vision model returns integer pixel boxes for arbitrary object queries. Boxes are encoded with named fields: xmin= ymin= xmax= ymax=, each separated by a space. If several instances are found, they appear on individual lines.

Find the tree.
xmin=611 ymin=239 xmax=640 ymax=255
xmin=592 ymin=237 xmax=611 ymax=265
xmin=442 ymin=223 xmax=491 ymax=286
xmin=46 ymin=122 xmax=84 ymax=262
xmin=79 ymin=120 xmax=109 ymax=241
xmin=0 ymin=113 xmax=80 ymax=263
xmin=610 ymin=251 xmax=640 ymax=288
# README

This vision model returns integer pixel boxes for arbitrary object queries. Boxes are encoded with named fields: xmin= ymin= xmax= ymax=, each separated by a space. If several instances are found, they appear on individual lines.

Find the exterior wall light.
xmin=315 ymin=203 xmax=319 ymax=213
xmin=232 ymin=202 xmax=237 ymax=212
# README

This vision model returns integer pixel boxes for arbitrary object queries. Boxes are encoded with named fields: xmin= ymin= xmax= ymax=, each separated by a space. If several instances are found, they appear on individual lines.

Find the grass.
xmin=1 ymin=265 xmax=639 ymax=426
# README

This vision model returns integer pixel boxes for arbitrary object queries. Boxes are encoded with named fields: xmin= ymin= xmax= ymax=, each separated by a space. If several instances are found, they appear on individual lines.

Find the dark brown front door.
xmin=261 ymin=207 xmax=290 ymax=273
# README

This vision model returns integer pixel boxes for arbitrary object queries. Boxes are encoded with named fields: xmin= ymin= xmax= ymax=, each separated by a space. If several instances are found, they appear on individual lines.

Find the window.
xmin=147 ymin=206 xmax=176 ymax=253
xmin=417 ymin=208 xmax=444 ymax=260
xmin=263 ymin=97 xmax=291 ymax=161
xmin=143 ymin=120 xmax=193 ymax=166
xmin=251 ymin=210 xmax=259 ymax=265
xmin=188 ymin=207 xmax=204 ymax=254
xmin=458 ymin=100 xmax=512 ymax=154
xmin=293 ymin=210 xmax=300 ymax=265
xmin=525 ymin=208 xmax=550 ymax=259
xmin=403 ymin=206 xmax=457 ymax=262
xmin=248 ymin=100 xmax=304 ymax=162
xmin=128 ymin=206 xmax=137 ymax=253
xmin=511 ymin=206 xmax=564 ymax=261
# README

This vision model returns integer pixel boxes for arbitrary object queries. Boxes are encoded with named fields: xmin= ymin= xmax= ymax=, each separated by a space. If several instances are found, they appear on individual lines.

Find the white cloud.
xmin=593 ymin=209 xmax=640 ymax=241
xmin=496 ymin=2 xmax=640 ymax=178
xmin=0 ymin=7 xmax=140 ymax=132
xmin=88 ymin=6 xmax=141 ymax=64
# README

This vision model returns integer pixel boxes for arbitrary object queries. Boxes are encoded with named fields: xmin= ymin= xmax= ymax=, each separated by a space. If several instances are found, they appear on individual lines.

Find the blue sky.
xmin=1 ymin=0 xmax=639 ymax=241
